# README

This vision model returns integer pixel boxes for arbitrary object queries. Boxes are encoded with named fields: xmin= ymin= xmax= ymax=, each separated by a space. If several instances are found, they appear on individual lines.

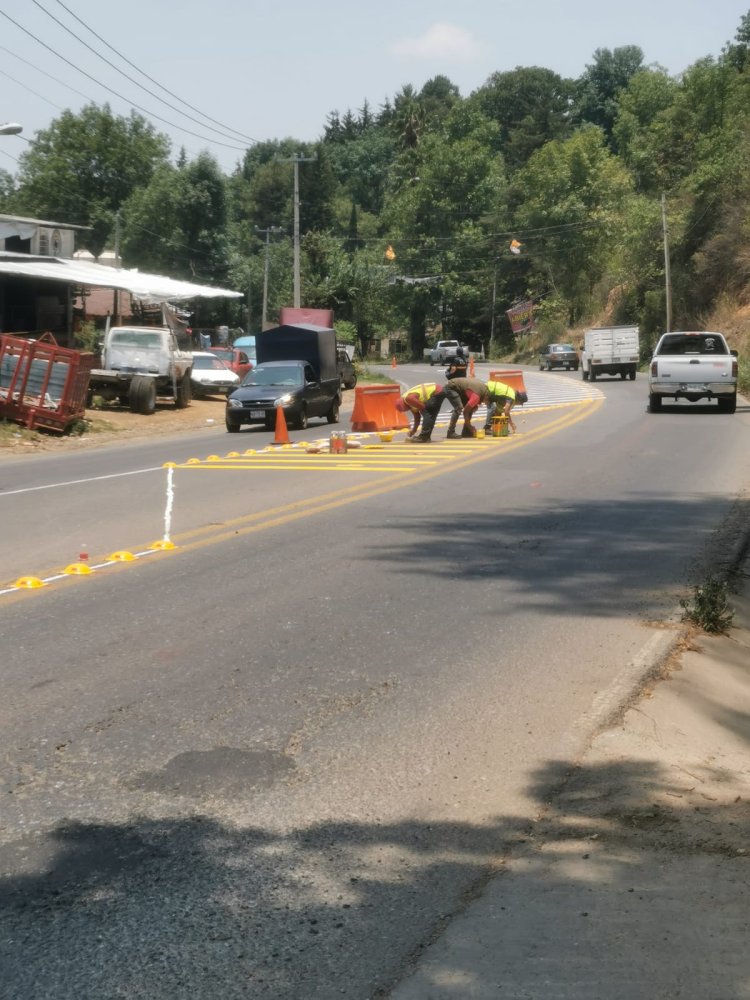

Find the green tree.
xmin=383 ymin=107 xmax=507 ymax=356
xmin=612 ymin=68 xmax=677 ymax=191
xmin=13 ymin=104 xmax=170 ymax=255
xmin=471 ymin=66 xmax=575 ymax=170
xmin=512 ymin=126 xmax=634 ymax=320
xmin=0 ymin=168 xmax=15 ymax=208
xmin=121 ymin=152 xmax=229 ymax=285
xmin=575 ymin=46 xmax=645 ymax=143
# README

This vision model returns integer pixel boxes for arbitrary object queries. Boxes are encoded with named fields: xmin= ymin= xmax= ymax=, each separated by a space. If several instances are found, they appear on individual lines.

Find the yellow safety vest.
xmin=486 ymin=380 xmax=516 ymax=401
xmin=403 ymin=383 xmax=439 ymax=404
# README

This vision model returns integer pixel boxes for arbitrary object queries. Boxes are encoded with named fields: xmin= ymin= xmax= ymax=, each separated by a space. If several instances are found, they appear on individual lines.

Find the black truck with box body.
xmin=225 ymin=323 xmax=342 ymax=432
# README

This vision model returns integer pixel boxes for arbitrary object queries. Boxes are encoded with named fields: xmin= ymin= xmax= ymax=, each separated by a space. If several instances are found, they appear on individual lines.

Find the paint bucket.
xmin=330 ymin=431 xmax=348 ymax=454
xmin=491 ymin=416 xmax=509 ymax=437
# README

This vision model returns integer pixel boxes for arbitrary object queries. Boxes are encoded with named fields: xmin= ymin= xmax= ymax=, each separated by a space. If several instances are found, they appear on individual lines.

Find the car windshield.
xmin=242 ymin=365 xmax=301 ymax=386
xmin=193 ymin=355 xmax=229 ymax=370
xmin=209 ymin=349 xmax=232 ymax=361
xmin=551 ymin=344 xmax=575 ymax=352
xmin=111 ymin=331 xmax=161 ymax=349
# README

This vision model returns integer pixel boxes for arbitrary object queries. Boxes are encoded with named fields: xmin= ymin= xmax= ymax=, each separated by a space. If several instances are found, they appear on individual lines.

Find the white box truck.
xmin=580 ymin=326 xmax=639 ymax=382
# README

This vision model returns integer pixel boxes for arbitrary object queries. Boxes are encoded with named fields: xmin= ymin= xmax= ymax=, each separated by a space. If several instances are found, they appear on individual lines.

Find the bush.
xmin=679 ymin=574 xmax=734 ymax=634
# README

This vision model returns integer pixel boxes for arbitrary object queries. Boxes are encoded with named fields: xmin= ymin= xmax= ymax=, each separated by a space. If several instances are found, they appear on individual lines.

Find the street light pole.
xmin=255 ymin=225 xmax=283 ymax=329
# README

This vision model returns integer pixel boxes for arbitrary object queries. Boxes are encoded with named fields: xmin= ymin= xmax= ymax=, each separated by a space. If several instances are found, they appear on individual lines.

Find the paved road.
xmin=1 ymin=366 xmax=748 ymax=998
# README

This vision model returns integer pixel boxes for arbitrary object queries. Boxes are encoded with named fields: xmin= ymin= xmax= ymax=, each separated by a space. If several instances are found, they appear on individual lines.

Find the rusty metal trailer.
xmin=0 ymin=334 xmax=93 ymax=433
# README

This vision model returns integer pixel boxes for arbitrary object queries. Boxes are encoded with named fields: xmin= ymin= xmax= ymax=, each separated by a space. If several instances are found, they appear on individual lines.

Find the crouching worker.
xmin=396 ymin=382 xmax=445 ymax=440
xmin=442 ymin=377 xmax=489 ymax=438
xmin=484 ymin=380 xmax=529 ymax=435
xmin=396 ymin=382 xmax=446 ymax=442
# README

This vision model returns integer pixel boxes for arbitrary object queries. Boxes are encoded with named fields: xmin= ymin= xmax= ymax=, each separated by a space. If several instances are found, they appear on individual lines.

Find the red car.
xmin=208 ymin=347 xmax=254 ymax=381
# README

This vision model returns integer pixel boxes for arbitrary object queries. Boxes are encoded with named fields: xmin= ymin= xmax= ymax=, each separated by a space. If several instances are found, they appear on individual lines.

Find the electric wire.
xmin=0 ymin=8 xmax=248 ymax=151
xmin=29 ymin=0 xmax=259 ymax=146
xmin=49 ymin=0 xmax=258 ymax=145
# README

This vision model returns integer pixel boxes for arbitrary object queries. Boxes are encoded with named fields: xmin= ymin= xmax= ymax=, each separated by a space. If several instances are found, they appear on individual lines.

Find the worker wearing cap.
xmin=395 ymin=382 xmax=444 ymax=438
xmin=484 ymin=380 xmax=528 ymax=435
xmin=442 ymin=376 xmax=490 ymax=438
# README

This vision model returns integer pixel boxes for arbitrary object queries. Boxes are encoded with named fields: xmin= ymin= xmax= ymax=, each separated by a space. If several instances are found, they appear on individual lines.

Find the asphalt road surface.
xmin=1 ymin=365 xmax=749 ymax=998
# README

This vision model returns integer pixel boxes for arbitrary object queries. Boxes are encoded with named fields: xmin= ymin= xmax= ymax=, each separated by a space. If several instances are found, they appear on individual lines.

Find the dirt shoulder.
xmin=0 ymin=397 xmax=229 ymax=457
xmin=0 ymin=387 xmax=359 ymax=457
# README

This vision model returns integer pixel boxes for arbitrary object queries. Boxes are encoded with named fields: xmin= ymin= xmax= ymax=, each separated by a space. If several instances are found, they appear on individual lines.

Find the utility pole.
xmin=113 ymin=209 xmax=121 ymax=325
xmin=489 ymin=260 xmax=498 ymax=352
xmin=661 ymin=192 xmax=672 ymax=333
xmin=276 ymin=152 xmax=316 ymax=307
xmin=255 ymin=225 xmax=283 ymax=329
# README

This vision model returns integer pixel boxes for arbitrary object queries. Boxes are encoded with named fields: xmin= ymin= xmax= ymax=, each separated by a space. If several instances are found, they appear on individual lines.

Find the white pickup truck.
xmin=648 ymin=331 xmax=738 ymax=413
xmin=87 ymin=326 xmax=193 ymax=414
xmin=429 ymin=340 xmax=463 ymax=365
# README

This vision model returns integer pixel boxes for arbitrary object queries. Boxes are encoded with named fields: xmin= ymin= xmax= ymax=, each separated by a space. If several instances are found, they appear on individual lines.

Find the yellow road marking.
xmin=2 ymin=400 xmax=601 ymax=599
xmin=169 ymin=401 xmax=601 ymax=554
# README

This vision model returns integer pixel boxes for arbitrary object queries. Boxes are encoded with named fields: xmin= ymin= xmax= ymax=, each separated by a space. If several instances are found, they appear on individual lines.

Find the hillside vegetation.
xmin=3 ymin=11 xmax=750 ymax=393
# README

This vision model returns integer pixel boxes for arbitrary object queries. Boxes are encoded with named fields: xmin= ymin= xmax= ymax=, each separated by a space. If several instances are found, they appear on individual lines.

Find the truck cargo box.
xmin=256 ymin=324 xmax=338 ymax=382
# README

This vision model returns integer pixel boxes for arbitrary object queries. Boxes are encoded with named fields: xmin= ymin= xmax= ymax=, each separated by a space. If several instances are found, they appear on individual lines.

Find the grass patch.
xmin=680 ymin=574 xmax=735 ymax=634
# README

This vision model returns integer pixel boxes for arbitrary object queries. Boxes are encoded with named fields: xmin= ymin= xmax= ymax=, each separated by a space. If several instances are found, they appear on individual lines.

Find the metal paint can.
xmin=330 ymin=432 xmax=348 ymax=453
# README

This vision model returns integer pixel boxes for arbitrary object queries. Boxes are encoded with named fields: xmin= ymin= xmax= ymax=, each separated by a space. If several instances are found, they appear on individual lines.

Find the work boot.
xmin=446 ymin=430 xmax=459 ymax=439
xmin=407 ymin=432 xmax=431 ymax=443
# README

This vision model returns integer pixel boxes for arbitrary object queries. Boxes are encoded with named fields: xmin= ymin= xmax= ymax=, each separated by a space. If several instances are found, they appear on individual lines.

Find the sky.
xmin=1 ymin=0 xmax=749 ymax=177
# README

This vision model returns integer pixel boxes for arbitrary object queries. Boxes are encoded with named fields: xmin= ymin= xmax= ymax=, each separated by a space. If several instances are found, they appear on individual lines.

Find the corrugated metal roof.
xmin=0 ymin=252 xmax=242 ymax=303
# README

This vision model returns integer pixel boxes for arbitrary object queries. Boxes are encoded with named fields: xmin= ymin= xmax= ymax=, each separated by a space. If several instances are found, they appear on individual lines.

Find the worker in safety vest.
xmin=484 ymin=380 xmax=528 ymax=435
xmin=440 ymin=376 xmax=490 ymax=438
xmin=395 ymin=382 xmax=444 ymax=438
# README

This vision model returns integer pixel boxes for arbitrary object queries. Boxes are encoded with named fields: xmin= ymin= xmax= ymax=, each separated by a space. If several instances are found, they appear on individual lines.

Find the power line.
xmin=29 ymin=0 xmax=259 ymax=147
xmin=0 ymin=8 xmax=248 ymax=152
xmin=0 ymin=45 xmax=87 ymax=106
xmin=49 ymin=0 xmax=258 ymax=145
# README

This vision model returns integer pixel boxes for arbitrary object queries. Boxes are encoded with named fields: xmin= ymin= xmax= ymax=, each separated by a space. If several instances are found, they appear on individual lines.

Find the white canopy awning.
xmin=0 ymin=252 xmax=243 ymax=303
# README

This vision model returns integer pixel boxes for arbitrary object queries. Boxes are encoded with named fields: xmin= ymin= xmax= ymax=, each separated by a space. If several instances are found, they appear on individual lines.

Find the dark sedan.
xmin=225 ymin=361 xmax=340 ymax=432
xmin=539 ymin=343 xmax=579 ymax=371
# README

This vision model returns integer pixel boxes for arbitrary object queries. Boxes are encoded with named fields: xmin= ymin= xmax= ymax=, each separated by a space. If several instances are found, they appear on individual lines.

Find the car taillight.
xmin=732 ymin=359 xmax=738 ymax=377
xmin=651 ymin=360 xmax=658 ymax=375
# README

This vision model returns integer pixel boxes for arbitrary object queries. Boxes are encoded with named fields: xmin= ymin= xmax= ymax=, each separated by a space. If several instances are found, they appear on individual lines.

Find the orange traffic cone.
xmin=273 ymin=406 xmax=290 ymax=445
xmin=391 ymin=355 xmax=397 ymax=368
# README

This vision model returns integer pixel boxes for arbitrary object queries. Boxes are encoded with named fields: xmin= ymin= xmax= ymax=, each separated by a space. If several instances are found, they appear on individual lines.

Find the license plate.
xmin=250 ymin=409 xmax=265 ymax=418
xmin=681 ymin=384 xmax=708 ymax=392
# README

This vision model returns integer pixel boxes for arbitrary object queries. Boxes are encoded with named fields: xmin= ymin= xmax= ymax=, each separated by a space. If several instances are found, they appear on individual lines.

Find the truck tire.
xmin=589 ymin=368 xmax=597 ymax=382
xmin=326 ymin=399 xmax=340 ymax=424
xmin=717 ymin=394 xmax=737 ymax=414
xmin=226 ymin=415 xmax=240 ymax=432
xmin=582 ymin=368 xmax=589 ymax=381
xmin=629 ymin=369 xmax=636 ymax=380
xmin=648 ymin=393 xmax=662 ymax=413
xmin=129 ymin=375 xmax=157 ymax=415
xmin=175 ymin=372 xmax=191 ymax=409
xmin=296 ymin=405 xmax=308 ymax=430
